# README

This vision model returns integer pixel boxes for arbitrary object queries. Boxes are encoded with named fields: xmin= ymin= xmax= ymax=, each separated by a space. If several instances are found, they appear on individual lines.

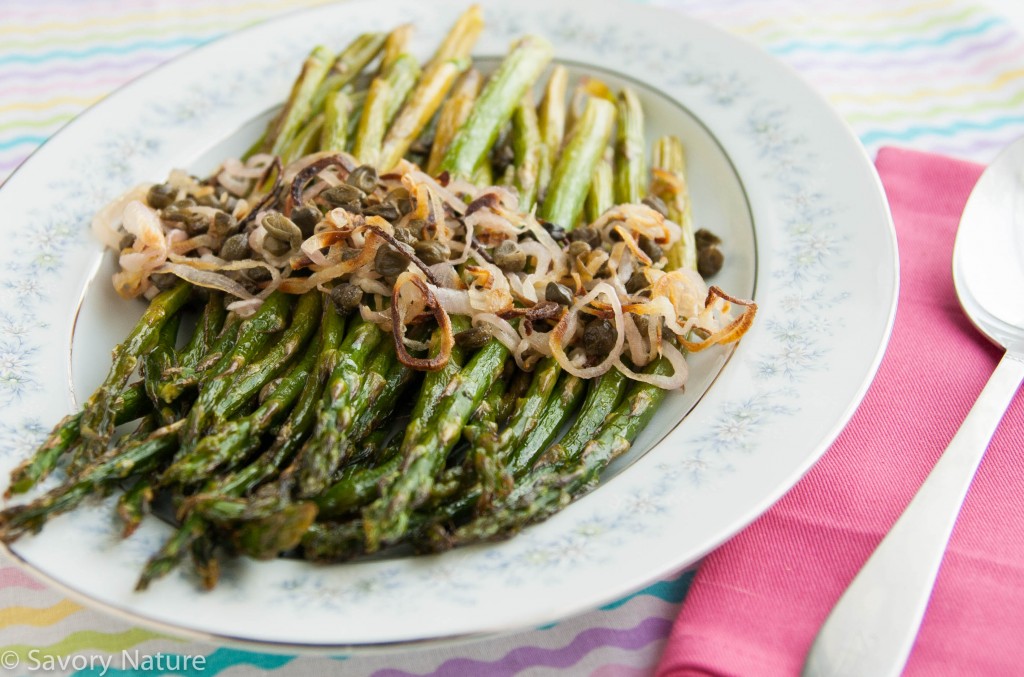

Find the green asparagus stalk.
xmin=282 ymin=113 xmax=325 ymax=165
xmin=378 ymin=5 xmax=484 ymax=170
xmin=143 ymin=313 xmax=181 ymax=424
xmin=352 ymin=54 xmax=421 ymax=166
xmin=652 ymin=135 xmax=698 ymax=271
xmin=510 ymin=372 xmax=586 ymax=475
xmin=363 ymin=338 xmax=508 ymax=551
xmin=0 ymin=421 xmax=183 ymax=541
xmin=511 ymin=92 xmax=542 ymax=212
xmin=425 ymin=69 xmax=482 ymax=175
xmin=613 ymin=88 xmax=646 ymax=205
xmin=537 ymin=96 xmax=617 ymax=228
xmin=537 ymin=64 xmax=568 ymax=200
xmin=172 ymin=292 xmax=291 ymax=457
xmin=320 ymin=87 xmax=354 ymax=152
xmin=309 ymin=33 xmax=387 ymax=116
xmin=380 ymin=23 xmax=414 ymax=72
xmin=585 ymin=147 xmax=614 ymax=223
xmin=76 ymin=282 xmax=191 ymax=462
xmin=440 ymin=36 xmax=553 ymax=179
xmin=6 ymin=382 xmax=150 ymax=496
xmin=267 ymin=46 xmax=335 ymax=157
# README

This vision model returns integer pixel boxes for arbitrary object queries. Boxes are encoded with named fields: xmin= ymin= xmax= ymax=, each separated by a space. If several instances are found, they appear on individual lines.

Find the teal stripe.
xmin=0 ymin=36 xmax=213 ymax=66
xmin=600 ymin=570 xmax=694 ymax=610
xmin=69 ymin=647 xmax=295 ymax=676
xmin=0 ymin=135 xmax=47 ymax=151
xmin=859 ymin=114 xmax=1024 ymax=144
xmin=769 ymin=17 xmax=1004 ymax=56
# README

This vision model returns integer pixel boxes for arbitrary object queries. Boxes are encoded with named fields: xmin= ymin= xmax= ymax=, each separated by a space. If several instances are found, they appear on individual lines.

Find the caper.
xmin=220 ymin=233 xmax=250 ymax=261
xmin=632 ymin=313 xmax=650 ymax=335
xmin=146 ymin=183 xmax=177 ymax=209
xmin=118 ymin=234 xmax=135 ymax=251
xmin=341 ymin=247 xmax=361 ymax=261
xmin=375 ymin=244 xmax=409 ymax=278
xmin=330 ymin=283 xmax=363 ymax=312
xmin=183 ymin=212 xmax=208 ymax=236
xmin=697 ymin=245 xmax=724 ymax=278
xmin=290 ymin=205 xmax=320 ymax=238
xmin=263 ymin=212 xmax=302 ymax=246
xmin=493 ymin=240 xmax=526 ymax=273
xmin=393 ymin=227 xmax=418 ymax=247
xmin=150 ymin=272 xmax=179 ymax=290
xmin=641 ymin=195 xmax=669 ymax=218
xmin=454 ymin=327 xmax=492 ymax=350
xmin=247 ymin=266 xmax=272 ymax=283
xmin=263 ymin=235 xmax=292 ymax=257
xmin=625 ymin=270 xmax=649 ymax=294
xmin=346 ymin=165 xmax=379 ymax=194
xmin=407 ymin=218 xmax=429 ymax=238
xmin=385 ymin=188 xmax=413 ymax=216
xmin=196 ymin=193 xmax=221 ymax=208
xmin=545 ymin=281 xmax=574 ymax=306
xmin=362 ymin=202 xmax=401 ymax=222
xmin=582 ymin=318 xmax=617 ymax=359
xmin=567 ymin=226 xmax=602 ymax=249
xmin=637 ymin=235 xmax=663 ymax=261
xmin=695 ymin=228 xmax=722 ymax=251
xmin=170 ymin=198 xmax=196 ymax=210
xmin=414 ymin=240 xmax=451 ymax=265
xmin=566 ymin=240 xmax=591 ymax=260
xmin=541 ymin=220 xmax=567 ymax=242
xmin=321 ymin=185 xmax=364 ymax=210
xmin=210 ymin=211 xmax=238 ymax=239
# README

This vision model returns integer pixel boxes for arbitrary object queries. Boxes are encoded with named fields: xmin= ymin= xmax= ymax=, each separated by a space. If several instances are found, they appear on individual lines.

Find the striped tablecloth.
xmin=2 ymin=1 xmax=1023 ymax=675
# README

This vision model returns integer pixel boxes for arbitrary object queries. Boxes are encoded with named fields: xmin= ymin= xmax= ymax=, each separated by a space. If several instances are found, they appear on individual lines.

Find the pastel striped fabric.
xmin=3 ymin=0 xmax=1024 ymax=675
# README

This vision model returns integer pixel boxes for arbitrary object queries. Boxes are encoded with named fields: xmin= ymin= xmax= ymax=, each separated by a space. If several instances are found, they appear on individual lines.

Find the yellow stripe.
xmin=0 ymin=21 xmax=228 ymax=52
xmin=742 ymin=5 xmax=983 ymax=43
xmin=735 ymin=0 xmax=958 ymax=36
xmin=831 ymin=68 xmax=1024 ymax=104
xmin=2 ymin=628 xmax=176 ymax=659
xmin=0 ymin=114 xmax=76 ymax=133
xmin=0 ymin=599 xmax=83 ymax=629
xmin=0 ymin=96 xmax=100 ymax=114
xmin=841 ymin=87 xmax=1024 ymax=123
xmin=0 ymin=0 xmax=333 ymax=37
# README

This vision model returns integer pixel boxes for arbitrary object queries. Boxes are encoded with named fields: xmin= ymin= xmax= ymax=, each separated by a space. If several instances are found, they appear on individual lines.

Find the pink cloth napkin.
xmin=656 ymin=147 xmax=1024 ymax=676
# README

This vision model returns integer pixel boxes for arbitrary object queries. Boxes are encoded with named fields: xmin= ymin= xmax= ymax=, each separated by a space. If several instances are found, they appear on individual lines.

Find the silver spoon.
xmin=803 ymin=138 xmax=1024 ymax=677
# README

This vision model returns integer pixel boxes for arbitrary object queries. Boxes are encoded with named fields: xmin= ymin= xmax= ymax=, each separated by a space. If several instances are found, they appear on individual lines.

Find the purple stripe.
xmin=0 ymin=53 xmax=169 ymax=84
xmin=370 ymin=617 xmax=671 ymax=677
xmin=784 ymin=28 xmax=1016 ymax=72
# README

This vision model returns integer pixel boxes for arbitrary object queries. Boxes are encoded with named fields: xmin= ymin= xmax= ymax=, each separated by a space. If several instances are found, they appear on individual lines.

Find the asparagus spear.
xmin=352 ymin=54 xmax=421 ymax=165
xmin=378 ymin=5 xmax=484 ymax=170
xmin=136 ymin=302 xmax=345 ymax=590
xmin=380 ymin=23 xmax=414 ymax=72
xmin=320 ymin=87 xmax=354 ymax=152
xmin=168 ymin=293 xmax=290 ymax=466
xmin=0 ymin=421 xmax=184 ymax=541
xmin=76 ymin=282 xmax=191 ymax=463
xmin=267 ymin=46 xmax=335 ymax=156
xmin=509 ymin=372 xmax=586 ymax=476
xmin=537 ymin=96 xmax=617 ymax=228
xmin=511 ymin=92 xmax=542 ymax=212
xmin=363 ymin=339 xmax=508 ymax=551
xmin=6 ymin=382 xmax=150 ymax=496
xmin=440 ymin=36 xmax=553 ymax=179
xmin=163 ymin=325 xmax=322 ymax=484
xmin=585 ymin=147 xmax=614 ymax=224
xmin=426 ymin=69 xmax=482 ymax=175
xmin=308 ymin=33 xmax=388 ymax=116
xmin=537 ymin=64 xmax=568 ymax=200
xmin=652 ymin=135 xmax=698 ymax=271
xmin=143 ymin=313 xmax=181 ymax=425
xmin=613 ymin=88 xmax=646 ymax=205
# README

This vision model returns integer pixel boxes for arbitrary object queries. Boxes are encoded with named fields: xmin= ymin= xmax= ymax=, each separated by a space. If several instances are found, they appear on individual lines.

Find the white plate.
xmin=0 ymin=0 xmax=897 ymax=651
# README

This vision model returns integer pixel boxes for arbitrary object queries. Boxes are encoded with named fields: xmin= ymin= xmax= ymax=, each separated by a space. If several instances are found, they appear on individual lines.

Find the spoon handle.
xmin=803 ymin=350 xmax=1024 ymax=677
